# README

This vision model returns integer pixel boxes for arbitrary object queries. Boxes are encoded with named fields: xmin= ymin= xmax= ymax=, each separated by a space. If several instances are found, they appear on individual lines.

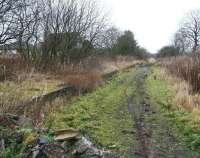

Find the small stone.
xmin=54 ymin=128 xmax=79 ymax=141
xmin=38 ymin=137 xmax=49 ymax=146
xmin=73 ymin=137 xmax=120 ymax=158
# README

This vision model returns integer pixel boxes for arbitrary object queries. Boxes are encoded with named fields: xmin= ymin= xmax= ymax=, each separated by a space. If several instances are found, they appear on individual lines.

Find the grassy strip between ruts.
xmin=146 ymin=67 xmax=200 ymax=153
xmin=45 ymin=69 xmax=138 ymax=157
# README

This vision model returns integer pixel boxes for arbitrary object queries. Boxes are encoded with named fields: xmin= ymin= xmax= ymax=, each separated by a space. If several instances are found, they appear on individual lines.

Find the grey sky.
xmin=102 ymin=0 xmax=200 ymax=53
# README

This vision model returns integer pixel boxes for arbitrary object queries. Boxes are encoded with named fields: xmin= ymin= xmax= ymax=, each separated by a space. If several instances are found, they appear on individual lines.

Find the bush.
xmin=157 ymin=45 xmax=181 ymax=58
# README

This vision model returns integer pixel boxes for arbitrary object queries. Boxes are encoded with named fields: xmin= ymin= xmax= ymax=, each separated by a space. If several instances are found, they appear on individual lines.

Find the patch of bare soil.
xmin=126 ymin=66 xmax=199 ymax=158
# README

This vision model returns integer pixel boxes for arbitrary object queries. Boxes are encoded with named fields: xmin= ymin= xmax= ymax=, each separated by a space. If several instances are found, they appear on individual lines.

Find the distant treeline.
xmin=0 ymin=0 xmax=149 ymax=64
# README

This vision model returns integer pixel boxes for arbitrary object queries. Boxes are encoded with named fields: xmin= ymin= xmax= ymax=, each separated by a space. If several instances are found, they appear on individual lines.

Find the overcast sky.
xmin=102 ymin=0 xmax=200 ymax=53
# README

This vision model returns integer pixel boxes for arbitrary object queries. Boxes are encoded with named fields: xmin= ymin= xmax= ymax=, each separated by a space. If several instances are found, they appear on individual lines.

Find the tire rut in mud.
xmin=126 ymin=66 xmax=199 ymax=158
xmin=127 ymin=66 xmax=156 ymax=158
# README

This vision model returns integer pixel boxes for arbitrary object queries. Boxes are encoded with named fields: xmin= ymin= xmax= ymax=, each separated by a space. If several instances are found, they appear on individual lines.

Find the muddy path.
xmin=126 ymin=65 xmax=199 ymax=158
xmin=5 ymin=64 xmax=199 ymax=158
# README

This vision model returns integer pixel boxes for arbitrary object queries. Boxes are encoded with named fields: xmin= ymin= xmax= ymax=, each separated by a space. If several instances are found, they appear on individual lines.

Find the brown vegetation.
xmin=160 ymin=56 xmax=200 ymax=93
xmin=0 ymin=55 xmax=140 ymax=125
xmin=158 ymin=56 xmax=200 ymax=115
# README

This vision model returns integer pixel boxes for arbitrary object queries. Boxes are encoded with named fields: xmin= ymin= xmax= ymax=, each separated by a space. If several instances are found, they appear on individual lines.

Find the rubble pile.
xmin=0 ymin=114 xmax=120 ymax=158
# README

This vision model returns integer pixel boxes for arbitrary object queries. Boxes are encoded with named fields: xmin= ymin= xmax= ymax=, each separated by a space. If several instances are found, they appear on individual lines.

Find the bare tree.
xmin=14 ymin=0 xmax=42 ymax=60
xmin=0 ymin=0 xmax=20 ymax=45
xmin=179 ymin=10 xmax=200 ymax=53
xmin=101 ymin=26 xmax=121 ymax=52
xmin=173 ymin=30 xmax=190 ymax=54
xmin=0 ymin=0 xmax=109 ymax=62
xmin=40 ymin=0 xmax=108 ymax=62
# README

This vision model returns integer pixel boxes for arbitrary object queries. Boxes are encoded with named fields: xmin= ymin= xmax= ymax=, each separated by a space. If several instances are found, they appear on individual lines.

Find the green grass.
xmin=146 ymin=67 xmax=200 ymax=153
xmin=0 ymin=125 xmax=54 ymax=158
xmin=1 ymin=69 xmax=138 ymax=157
xmin=45 ymin=70 xmax=138 ymax=156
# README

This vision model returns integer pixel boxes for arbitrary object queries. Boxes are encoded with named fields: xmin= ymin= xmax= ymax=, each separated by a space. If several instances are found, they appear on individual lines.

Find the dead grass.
xmin=27 ymin=97 xmax=69 ymax=127
xmin=0 ymin=55 xmax=140 ymax=125
xmin=63 ymin=71 xmax=104 ymax=93
xmin=158 ymin=67 xmax=200 ymax=113
xmin=159 ymin=56 xmax=200 ymax=114
xmin=160 ymin=56 xmax=200 ymax=93
xmin=0 ymin=75 xmax=62 ymax=113
xmin=96 ymin=55 xmax=143 ymax=74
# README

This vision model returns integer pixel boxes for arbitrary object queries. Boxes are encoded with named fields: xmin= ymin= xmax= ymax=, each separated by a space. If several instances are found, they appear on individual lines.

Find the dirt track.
xmin=126 ymin=66 xmax=199 ymax=158
xmin=6 ymin=65 xmax=199 ymax=158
